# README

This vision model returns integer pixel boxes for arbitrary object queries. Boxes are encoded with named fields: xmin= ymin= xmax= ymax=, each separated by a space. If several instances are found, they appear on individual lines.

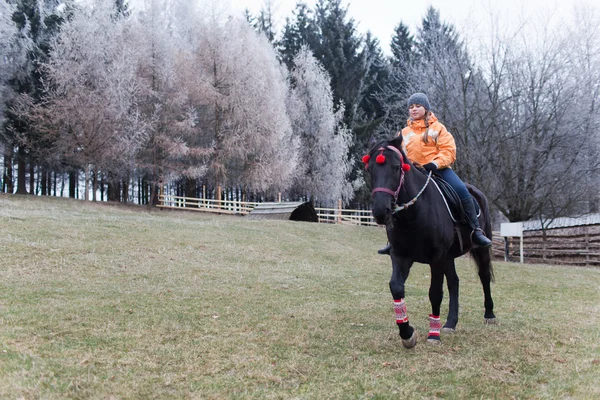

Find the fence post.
xmin=217 ymin=185 xmax=222 ymax=211
xmin=337 ymin=199 xmax=342 ymax=224
xmin=278 ymin=192 xmax=282 ymax=202
xmin=585 ymin=226 xmax=590 ymax=266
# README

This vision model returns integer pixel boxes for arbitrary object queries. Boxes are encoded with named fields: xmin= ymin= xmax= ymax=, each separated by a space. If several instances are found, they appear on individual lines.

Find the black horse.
xmin=365 ymin=136 xmax=495 ymax=348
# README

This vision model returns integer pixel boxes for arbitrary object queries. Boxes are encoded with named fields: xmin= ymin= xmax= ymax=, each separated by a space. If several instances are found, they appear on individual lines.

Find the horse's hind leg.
xmin=442 ymin=259 xmax=459 ymax=330
xmin=427 ymin=263 xmax=444 ymax=344
xmin=472 ymin=247 xmax=496 ymax=323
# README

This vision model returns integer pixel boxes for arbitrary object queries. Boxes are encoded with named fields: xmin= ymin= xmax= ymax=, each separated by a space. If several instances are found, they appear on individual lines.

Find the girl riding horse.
xmin=378 ymin=93 xmax=492 ymax=255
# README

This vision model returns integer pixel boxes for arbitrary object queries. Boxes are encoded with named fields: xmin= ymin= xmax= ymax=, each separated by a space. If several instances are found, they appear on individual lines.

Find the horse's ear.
xmin=389 ymin=134 xmax=404 ymax=150
xmin=367 ymin=135 xmax=378 ymax=150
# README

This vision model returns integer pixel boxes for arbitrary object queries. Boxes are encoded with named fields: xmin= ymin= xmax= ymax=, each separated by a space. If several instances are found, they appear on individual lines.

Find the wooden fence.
xmin=157 ymin=195 xmax=376 ymax=226
xmin=502 ymin=225 xmax=600 ymax=267
xmin=158 ymin=194 xmax=260 ymax=215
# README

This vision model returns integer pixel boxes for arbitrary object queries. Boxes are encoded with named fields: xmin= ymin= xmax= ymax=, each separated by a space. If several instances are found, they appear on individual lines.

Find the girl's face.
xmin=409 ymin=104 xmax=426 ymax=120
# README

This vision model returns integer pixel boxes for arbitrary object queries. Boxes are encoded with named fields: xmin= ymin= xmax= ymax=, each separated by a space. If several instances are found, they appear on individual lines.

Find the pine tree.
xmin=357 ymin=33 xmax=389 ymax=124
xmin=114 ymin=0 xmax=129 ymax=18
xmin=255 ymin=0 xmax=275 ymax=43
xmin=390 ymin=22 xmax=414 ymax=69
xmin=313 ymin=0 xmax=367 ymax=130
xmin=3 ymin=0 xmax=69 ymax=195
xmin=278 ymin=3 xmax=318 ymax=69
xmin=0 ymin=0 xmax=30 ymax=193
xmin=375 ymin=22 xmax=415 ymax=135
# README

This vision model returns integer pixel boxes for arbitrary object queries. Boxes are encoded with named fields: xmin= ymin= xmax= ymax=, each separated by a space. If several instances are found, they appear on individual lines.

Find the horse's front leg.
xmin=428 ymin=262 xmax=444 ymax=344
xmin=443 ymin=259 xmax=459 ymax=331
xmin=389 ymin=252 xmax=416 ymax=348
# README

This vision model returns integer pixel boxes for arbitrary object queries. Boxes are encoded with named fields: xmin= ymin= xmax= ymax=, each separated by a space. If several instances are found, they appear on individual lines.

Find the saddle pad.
xmin=431 ymin=173 xmax=480 ymax=222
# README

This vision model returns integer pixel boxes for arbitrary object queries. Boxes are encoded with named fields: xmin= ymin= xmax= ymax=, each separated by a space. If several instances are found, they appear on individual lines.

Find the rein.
xmin=370 ymin=145 xmax=432 ymax=213
xmin=393 ymin=171 xmax=432 ymax=213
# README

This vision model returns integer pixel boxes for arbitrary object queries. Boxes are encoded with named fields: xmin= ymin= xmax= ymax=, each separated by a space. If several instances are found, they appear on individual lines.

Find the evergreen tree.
xmin=255 ymin=0 xmax=275 ymax=43
xmin=357 ymin=33 xmax=389 ymax=124
xmin=313 ymin=0 xmax=367 ymax=130
xmin=114 ymin=0 xmax=129 ymax=18
xmin=390 ymin=22 xmax=414 ymax=68
xmin=243 ymin=8 xmax=255 ymax=26
xmin=278 ymin=3 xmax=318 ymax=69
xmin=0 ymin=0 xmax=30 ymax=194
xmin=3 ymin=0 xmax=69 ymax=195
xmin=411 ymin=6 xmax=473 ymax=148
xmin=416 ymin=6 xmax=460 ymax=59
xmin=376 ymin=22 xmax=415 ymax=135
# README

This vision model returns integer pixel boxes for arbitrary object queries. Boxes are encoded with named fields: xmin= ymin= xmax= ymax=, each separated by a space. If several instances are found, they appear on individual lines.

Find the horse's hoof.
xmin=427 ymin=336 xmax=441 ymax=345
xmin=401 ymin=330 xmax=417 ymax=349
xmin=442 ymin=326 xmax=456 ymax=333
xmin=484 ymin=318 xmax=496 ymax=325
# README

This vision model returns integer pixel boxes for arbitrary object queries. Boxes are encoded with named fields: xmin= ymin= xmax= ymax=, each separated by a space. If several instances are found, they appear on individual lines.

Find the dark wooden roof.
xmin=246 ymin=202 xmax=318 ymax=222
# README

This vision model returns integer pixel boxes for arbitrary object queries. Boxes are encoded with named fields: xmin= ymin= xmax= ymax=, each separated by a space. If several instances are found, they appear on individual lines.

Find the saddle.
xmin=430 ymin=173 xmax=480 ymax=224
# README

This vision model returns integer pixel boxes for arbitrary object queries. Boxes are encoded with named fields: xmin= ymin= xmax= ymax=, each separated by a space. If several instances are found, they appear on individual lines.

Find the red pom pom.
xmin=362 ymin=155 xmax=370 ymax=164
xmin=376 ymin=154 xmax=386 ymax=164
xmin=402 ymin=163 xmax=411 ymax=172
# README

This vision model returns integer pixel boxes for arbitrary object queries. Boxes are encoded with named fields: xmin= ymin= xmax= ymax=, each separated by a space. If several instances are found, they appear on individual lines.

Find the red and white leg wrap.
xmin=429 ymin=314 xmax=441 ymax=338
xmin=394 ymin=299 xmax=408 ymax=323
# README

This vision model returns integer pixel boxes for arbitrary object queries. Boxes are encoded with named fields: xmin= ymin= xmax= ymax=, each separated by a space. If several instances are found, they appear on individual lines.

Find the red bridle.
xmin=370 ymin=145 xmax=407 ymax=202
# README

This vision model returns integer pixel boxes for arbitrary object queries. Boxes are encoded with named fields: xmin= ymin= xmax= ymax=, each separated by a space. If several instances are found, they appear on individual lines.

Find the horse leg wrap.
xmin=428 ymin=314 xmax=441 ymax=342
xmin=394 ymin=299 xmax=408 ymax=324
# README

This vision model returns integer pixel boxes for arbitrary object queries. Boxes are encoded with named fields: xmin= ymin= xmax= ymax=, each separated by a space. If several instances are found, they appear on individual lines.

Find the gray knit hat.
xmin=407 ymin=93 xmax=430 ymax=111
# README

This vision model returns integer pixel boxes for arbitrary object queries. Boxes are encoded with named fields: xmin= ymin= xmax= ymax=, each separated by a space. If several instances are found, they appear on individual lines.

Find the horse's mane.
xmin=367 ymin=139 xmax=389 ymax=155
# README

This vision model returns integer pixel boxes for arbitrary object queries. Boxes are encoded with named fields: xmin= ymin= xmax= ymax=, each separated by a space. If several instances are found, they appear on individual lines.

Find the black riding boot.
xmin=461 ymin=198 xmax=492 ymax=249
xmin=378 ymin=243 xmax=391 ymax=255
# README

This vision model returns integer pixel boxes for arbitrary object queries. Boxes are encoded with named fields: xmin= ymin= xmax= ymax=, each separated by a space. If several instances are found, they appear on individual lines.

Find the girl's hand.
xmin=423 ymin=163 xmax=438 ymax=171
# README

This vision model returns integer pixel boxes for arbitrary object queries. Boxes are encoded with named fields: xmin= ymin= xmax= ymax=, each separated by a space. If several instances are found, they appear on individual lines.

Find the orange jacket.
xmin=399 ymin=113 xmax=456 ymax=169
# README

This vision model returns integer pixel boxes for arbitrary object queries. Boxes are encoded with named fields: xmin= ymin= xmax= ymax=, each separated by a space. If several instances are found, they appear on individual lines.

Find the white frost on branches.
xmin=0 ymin=0 xmax=30 ymax=125
xmin=288 ymin=46 xmax=353 ymax=206
xmin=189 ymin=9 xmax=299 ymax=193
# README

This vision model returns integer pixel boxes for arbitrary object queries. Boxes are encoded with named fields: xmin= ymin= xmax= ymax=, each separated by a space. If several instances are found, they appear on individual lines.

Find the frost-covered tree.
xmin=187 ymin=11 xmax=299 ymax=196
xmin=25 ymin=0 xmax=146 ymax=201
xmin=288 ymin=47 xmax=352 ymax=205
xmin=129 ymin=0 xmax=212 ymax=204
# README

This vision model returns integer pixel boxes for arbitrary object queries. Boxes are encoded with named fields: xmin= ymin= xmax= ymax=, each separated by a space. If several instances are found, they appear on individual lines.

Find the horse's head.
xmin=364 ymin=135 xmax=411 ymax=225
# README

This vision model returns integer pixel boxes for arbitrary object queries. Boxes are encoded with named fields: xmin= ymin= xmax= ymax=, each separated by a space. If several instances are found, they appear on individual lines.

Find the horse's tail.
xmin=471 ymin=245 xmax=495 ymax=283
xmin=468 ymin=185 xmax=495 ymax=283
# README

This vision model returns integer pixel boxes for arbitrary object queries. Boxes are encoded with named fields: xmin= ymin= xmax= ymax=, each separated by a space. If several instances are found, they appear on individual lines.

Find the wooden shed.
xmin=246 ymin=201 xmax=318 ymax=222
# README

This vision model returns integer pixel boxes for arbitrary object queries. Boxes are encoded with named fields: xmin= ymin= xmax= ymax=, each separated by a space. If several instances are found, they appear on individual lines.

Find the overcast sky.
xmin=227 ymin=0 xmax=599 ymax=54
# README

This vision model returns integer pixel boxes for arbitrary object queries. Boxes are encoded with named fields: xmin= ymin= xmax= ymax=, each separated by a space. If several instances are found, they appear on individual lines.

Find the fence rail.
xmin=314 ymin=207 xmax=376 ymax=226
xmin=157 ymin=194 xmax=377 ymax=226
xmin=158 ymin=194 xmax=260 ymax=215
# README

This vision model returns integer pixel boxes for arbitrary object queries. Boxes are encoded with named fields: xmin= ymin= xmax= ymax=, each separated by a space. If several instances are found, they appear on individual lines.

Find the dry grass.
xmin=1 ymin=194 xmax=599 ymax=399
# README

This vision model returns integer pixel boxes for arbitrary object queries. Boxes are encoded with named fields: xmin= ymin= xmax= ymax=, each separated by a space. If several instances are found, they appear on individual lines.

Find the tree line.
xmin=1 ymin=0 xmax=599 ymax=225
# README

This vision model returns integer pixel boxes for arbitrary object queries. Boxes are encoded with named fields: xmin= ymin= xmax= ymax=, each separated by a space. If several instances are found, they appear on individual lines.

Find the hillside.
xmin=0 ymin=194 xmax=599 ymax=399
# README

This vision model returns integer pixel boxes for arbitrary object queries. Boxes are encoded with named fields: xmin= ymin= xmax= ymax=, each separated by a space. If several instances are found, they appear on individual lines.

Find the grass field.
xmin=1 ymin=194 xmax=599 ymax=399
